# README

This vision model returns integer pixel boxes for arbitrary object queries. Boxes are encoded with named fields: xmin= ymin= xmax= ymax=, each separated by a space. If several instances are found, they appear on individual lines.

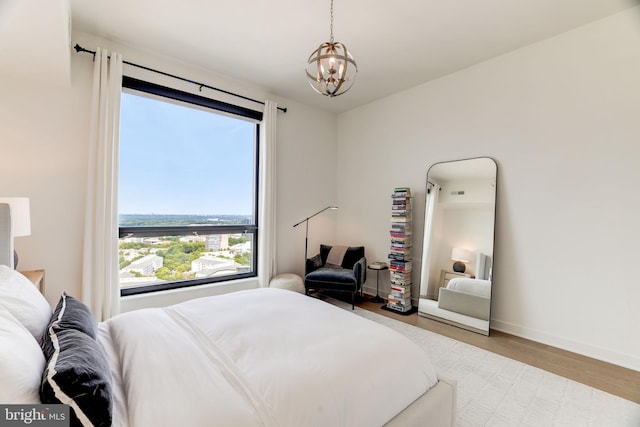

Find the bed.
xmin=0 ymin=265 xmax=456 ymax=426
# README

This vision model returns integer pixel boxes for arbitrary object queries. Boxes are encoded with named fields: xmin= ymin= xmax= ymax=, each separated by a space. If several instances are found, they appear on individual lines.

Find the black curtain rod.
xmin=73 ymin=44 xmax=287 ymax=113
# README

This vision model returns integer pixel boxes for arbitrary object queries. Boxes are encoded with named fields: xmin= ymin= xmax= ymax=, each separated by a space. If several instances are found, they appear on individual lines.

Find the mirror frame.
xmin=417 ymin=157 xmax=497 ymax=335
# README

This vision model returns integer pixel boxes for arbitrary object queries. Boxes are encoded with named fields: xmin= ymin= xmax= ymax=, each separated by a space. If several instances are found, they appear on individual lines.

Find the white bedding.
xmin=98 ymin=288 xmax=438 ymax=427
xmin=446 ymin=277 xmax=491 ymax=297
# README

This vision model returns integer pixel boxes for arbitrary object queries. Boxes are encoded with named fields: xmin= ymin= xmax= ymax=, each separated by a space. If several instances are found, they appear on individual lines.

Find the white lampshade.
xmin=451 ymin=247 xmax=471 ymax=263
xmin=0 ymin=197 xmax=31 ymax=237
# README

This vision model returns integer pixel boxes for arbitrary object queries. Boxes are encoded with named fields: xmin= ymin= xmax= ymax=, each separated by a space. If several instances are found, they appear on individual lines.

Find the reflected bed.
xmin=419 ymin=278 xmax=491 ymax=335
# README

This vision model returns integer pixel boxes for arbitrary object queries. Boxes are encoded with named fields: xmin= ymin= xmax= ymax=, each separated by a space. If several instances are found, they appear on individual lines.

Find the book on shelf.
xmin=390 ymin=234 xmax=412 ymax=241
xmin=390 ymin=275 xmax=411 ymax=286
xmin=392 ymin=187 xmax=412 ymax=196
xmin=386 ymin=301 xmax=413 ymax=312
xmin=388 ymin=294 xmax=411 ymax=305
xmin=388 ymin=293 xmax=411 ymax=303
xmin=388 ymin=254 xmax=411 ymax=262
xmin=390 ymin=231 xmax=412 ymax=237
xmin=390 ymin=270 xmax=411 ymax=279
xmin=389 ymin=259 xmax=412 ymax=267
xmin=390 ymin=284 xmax=411 ymax=294
xmin=390 ymin=217 xmax=409 ymax=222
xmin=390 ymin=292 xmax=411 ymax=301
xmin=390 ymin=280 xmax=412 ymax=287
xmin=390 ymin=266 xmax=412 ymax=273
xmin=390 ymin=225 xmax=412 ymax=231
xmin=390 ymin=288 xmax=411 ymax=299
xmin=391 ymin=190 xmax=411 ymax=196
xmin=389 ymin=251 xmax=411 ymax=258
xmin=390 ymin=222 xmax=411 ymax=229
xmin=390 ymin=240 xmax=411 ymax=247
xmin=389 ymin=268 xmax=411 ymax=273
xmin=390 ymin=243 xmax=411 ymax=249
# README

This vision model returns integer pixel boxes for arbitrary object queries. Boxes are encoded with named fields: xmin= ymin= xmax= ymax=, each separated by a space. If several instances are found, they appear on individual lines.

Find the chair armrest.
xmin=305 ymin=254 xmax=322 ymax=275
xmin=353 ymin=257 xmax=367 ymax=286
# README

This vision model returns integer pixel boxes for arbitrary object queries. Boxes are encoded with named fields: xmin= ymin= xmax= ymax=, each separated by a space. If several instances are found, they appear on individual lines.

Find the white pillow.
xmin=0 ymin=305 xmax=46 ymax=403
xmin=0 ymin=265 xmax=52 ymax=341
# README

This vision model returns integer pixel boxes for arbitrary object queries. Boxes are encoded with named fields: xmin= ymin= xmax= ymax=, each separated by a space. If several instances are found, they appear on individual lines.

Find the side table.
xmin=20 ymin=269 xmax=45 ymax=294
xmin=367 ymin=264 xmax=388 ymax=303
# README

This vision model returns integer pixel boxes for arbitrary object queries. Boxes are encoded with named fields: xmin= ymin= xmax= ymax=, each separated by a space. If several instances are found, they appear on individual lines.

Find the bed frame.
xmin=385 ymin=376 xmax=457 ymax=427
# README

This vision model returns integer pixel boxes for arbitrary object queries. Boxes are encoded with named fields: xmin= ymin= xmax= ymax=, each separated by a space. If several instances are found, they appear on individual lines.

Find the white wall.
xmin=337 ymin=8 xmax=640 ymax=370
xmin=0 ymin=52 xmax=93 ymax=306
xmin=0 ymin=31 xmax=337 ymax=308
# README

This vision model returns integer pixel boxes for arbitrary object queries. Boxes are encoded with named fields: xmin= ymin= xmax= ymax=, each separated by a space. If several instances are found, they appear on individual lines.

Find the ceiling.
xmin=2 ymin=1 xmax=638 ymax=113
xmin=0 ymin=0 xmax=70 ymax=86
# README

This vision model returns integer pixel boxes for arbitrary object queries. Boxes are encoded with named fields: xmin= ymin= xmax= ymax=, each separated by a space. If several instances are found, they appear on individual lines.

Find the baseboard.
xmin=491 ymin=319 xmax=640 ymax=372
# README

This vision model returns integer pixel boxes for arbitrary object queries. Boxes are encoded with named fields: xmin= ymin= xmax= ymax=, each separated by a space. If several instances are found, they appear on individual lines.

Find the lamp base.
xmin=452 ymin=261 xmax=466 ymax=273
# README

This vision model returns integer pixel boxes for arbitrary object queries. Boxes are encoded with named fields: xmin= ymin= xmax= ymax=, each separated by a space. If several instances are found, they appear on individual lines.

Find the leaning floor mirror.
xmin=418 ymin=157 xmax=497 ymax=335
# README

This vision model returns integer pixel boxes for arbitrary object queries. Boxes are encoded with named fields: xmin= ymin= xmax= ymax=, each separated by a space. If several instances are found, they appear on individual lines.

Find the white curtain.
xmin=258 ymin=100 xmax=278 ymax=286
xmin=82 ymin=48 xmax=123 ymax=321
xmin=419 ymin=182 xmax=440 ymax=298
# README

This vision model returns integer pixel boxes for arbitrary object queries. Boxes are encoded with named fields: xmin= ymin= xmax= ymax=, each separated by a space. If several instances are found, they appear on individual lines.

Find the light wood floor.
xmin=347 ymin=296 xmax=640 ymax=404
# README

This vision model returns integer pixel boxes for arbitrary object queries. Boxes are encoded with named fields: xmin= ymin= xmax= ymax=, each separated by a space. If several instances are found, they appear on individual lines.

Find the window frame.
xmin=119 ymin=76 xmax=262 ymax=297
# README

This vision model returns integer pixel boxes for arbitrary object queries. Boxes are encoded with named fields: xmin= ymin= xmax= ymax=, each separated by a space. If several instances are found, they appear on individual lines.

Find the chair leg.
xmin=351 ymin=292 xmax=355 ymax=310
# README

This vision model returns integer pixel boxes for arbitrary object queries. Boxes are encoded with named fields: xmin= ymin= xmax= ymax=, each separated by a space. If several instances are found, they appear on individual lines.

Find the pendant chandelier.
xmin=305 ymin=0 xmax=357 ymax=97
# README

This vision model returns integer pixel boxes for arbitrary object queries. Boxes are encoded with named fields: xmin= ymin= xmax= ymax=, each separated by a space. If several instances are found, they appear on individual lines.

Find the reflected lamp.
xmin=451 ymin=247 xmax=471 ymax=273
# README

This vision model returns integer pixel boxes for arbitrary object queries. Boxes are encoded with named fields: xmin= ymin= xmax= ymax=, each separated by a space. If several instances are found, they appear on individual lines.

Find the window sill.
xmin=119 ymin=277 xmax=259 ymax=313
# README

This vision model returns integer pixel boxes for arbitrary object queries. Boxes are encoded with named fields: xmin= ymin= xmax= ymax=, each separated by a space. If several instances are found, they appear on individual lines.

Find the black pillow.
xmin=41 ymin=292 xmax=97 ymax=359
xmin=40 ymin=328 xmax=113 ymax=427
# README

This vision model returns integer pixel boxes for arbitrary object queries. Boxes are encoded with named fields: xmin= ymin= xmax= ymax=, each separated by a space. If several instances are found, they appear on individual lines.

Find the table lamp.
xmin=0 ymin=197 xmax=31 ymax=269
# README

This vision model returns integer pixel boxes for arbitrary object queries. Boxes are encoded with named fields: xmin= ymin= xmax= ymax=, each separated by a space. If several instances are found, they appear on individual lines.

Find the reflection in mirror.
xmin=418 ymin=157 xmax=497 ymax=335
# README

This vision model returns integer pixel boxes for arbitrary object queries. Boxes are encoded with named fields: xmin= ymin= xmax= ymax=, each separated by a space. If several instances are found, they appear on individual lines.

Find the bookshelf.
xmin=387 ymin=187 xmax=413 ymax=313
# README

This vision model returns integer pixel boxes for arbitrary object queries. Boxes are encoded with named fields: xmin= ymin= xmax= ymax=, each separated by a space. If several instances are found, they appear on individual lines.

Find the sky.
xmin=119 ymin=92 xmax=256 ymax=216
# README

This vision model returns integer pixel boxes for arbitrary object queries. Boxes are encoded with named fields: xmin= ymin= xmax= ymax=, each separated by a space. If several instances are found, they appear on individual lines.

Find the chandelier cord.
xmin=329 ymin=0 xmax=334 ymax=43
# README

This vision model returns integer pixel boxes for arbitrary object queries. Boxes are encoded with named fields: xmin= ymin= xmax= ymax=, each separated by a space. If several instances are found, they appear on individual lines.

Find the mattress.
xmin=98 ymin=288 xmax=440 ymax=426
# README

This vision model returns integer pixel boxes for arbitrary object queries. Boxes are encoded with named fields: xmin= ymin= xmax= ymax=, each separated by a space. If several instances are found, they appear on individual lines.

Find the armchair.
xmin=304 ymin=244 xmax=366 ymax=309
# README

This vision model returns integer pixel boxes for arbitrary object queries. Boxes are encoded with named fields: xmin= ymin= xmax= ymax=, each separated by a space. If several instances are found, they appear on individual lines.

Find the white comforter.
xmin=98 ymin=288 xmax=438 ymax=427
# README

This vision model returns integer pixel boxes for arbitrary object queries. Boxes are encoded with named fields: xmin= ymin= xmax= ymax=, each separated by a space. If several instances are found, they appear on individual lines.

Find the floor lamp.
xmin=293 ymin=206 xmax=338 ymax=271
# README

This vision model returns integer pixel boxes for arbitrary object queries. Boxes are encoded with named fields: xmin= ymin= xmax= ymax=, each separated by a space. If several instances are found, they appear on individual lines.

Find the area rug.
xmin=329 ymin=299 xmax=640 ymax=426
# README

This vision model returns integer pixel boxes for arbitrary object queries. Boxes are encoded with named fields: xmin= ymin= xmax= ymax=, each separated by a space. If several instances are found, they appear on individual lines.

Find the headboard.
xmin=475 ymin=252 xmax=492 ymax=281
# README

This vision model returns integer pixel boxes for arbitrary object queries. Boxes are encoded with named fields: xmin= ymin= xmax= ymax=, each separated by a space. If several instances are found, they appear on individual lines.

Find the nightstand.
xmin=20 ymin=269 xmax=45 ymax=294
xmin=437 ymin=270 xmax=469 ymax=300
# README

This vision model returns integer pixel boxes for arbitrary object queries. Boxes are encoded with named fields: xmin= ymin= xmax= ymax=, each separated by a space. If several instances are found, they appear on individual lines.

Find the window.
xmin=118 ymin=77 xmax=262 ymax=296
